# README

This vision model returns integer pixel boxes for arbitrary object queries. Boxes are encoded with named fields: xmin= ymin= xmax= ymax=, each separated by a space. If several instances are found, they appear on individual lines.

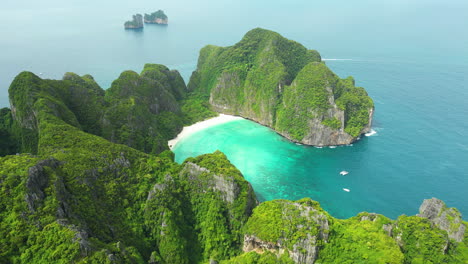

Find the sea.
xmin=1 ymin=0 xmax=467 ymax=219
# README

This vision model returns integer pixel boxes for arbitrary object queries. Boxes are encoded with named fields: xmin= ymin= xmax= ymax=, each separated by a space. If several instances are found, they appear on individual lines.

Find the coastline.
xmin=168 ymin=114 xmax=243 ymax=150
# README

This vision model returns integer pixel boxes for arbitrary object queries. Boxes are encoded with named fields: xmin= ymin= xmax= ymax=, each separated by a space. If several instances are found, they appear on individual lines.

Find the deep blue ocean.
xmin=1 ymin=0 xmax=467 ymax=219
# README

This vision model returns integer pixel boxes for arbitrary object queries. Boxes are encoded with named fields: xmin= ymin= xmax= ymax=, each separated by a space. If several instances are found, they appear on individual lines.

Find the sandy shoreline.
xmin=168 ymin=114 xmax=243 ymax=150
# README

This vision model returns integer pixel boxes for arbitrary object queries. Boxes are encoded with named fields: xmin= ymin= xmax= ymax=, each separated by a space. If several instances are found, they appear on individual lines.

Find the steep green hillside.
xmin=1 ymin=71 xmax=256 ymax=262
xmin=6 ymin=64 xmax=188 ymax=156
xmin=1 ymin=61 xmax=466 ymax=263
xmin=102 ymin=64 xmax=187 ymax=153
xmin=188 ymin=28 xmax=374 ymax=146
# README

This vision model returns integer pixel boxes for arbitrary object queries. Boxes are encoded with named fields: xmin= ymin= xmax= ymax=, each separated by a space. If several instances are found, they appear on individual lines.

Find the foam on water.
xmin=365 ymin=129 xmax=378 ymax=137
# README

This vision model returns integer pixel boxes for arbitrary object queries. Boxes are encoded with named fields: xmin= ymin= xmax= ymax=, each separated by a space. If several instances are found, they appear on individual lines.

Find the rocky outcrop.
xmin=243 ymin=235 xmax=283 ymax=253
xmin=189 ymin=28 xmax=374 ymax=147
xmin=243 ymin=199 xmax=331 ymax=264
xmin=124 ymin=14 xmax=143 ymax=29
xmin=143 ymin=152 xmax=258 ymax=263
xmin=181 ymin=162 xmax=239 ymax=203
xmin=418 ymin=198 xmax=466 ymax=242
xmin=25 ymin=158 xmax=61 ymax=212
xmin=180 ymin=161 xmax=257 ymax=208
xmin=57 ymin=219 xmax=92 ymax=257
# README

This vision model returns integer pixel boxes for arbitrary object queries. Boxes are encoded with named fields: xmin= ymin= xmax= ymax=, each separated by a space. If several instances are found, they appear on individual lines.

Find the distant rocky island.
xmin=124 ymin=14 xmax=143 ymax=29
xmin=124 ymin=10 xmax=168 ymax=29
xmin=144 ymin=10 xmax=168 ymax=25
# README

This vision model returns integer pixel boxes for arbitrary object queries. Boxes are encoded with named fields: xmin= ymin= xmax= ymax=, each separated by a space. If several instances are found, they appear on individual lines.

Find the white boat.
xmin=39 ymin=73 xmax=43 ymax=75
xmin=343 ymin=188 xmax=350 ymax=192
xmin=340 ymin=171 xmax=349 ymax=176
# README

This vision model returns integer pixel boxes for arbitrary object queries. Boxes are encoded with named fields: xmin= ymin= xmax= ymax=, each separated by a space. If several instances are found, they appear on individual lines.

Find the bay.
xmin=1 ymin=0 xmax=467 ymax=219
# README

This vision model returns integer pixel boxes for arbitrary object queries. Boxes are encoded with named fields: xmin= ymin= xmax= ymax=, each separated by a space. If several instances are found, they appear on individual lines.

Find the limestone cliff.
xmin=418 ymin=198 xmax=466 ymax=242
xmin=189 ymin=28 xmax=374 ymax=146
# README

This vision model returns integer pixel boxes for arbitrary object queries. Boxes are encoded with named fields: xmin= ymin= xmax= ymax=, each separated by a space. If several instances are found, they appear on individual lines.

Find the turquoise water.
xmin=1 ymin=0 xmax=468 ymax=219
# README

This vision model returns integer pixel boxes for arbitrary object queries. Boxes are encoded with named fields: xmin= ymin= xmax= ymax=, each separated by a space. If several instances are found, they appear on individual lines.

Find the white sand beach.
xmin=168 ymin=114 xmax=243 ymax=150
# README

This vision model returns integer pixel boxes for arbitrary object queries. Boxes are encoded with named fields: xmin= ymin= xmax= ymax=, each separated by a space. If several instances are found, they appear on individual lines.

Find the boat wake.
xmin=322 ymin=59 xmax=353 ymax=61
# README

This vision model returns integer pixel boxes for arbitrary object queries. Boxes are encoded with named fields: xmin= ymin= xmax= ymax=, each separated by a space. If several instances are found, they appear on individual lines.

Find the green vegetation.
xmin=335 ymin=76 xmax=374 ymax=137
xmin=322 ymin=117 xmax=342 ymax=130
xmin=180 ymin=95 xmax=218 ymax=125
xmin=221 ymin=251 xmax=295 ymax=264
xmin=1 ymin=69 xmax=258 ymax=263
xmin=0 ymin=74 xmax=255 ymax=262
xmin=393 ymin=215 xmax=452 ymax=263
xmin=0 ymin=108 xmax=20 ymax=156
xmin=317 ymin=213 xmax=404 ymax=263
xmin=276 ymin=62 xmax=338 ymax=140
xmin=7 ymin=64 xmax=187 ymax=155
xmin=243 ymin=199 xmax=467 ymax=263
xmin=188 ymin=28 xmax=374 ymax=144
xmin=103 ymin=64 xmax=187 ymax=154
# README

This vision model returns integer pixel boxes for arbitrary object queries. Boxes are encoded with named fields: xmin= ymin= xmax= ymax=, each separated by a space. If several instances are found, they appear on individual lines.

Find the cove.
xmin=173 ymin=56 xmax=468 ymax=220
xmin=172 ymin=119 xmax=380 ymax=219
xmin=172 ymin=67 xmax=468 ymax=220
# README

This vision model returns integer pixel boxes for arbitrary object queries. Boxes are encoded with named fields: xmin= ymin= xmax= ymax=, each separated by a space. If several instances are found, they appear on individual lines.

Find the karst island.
xmin=144 ymin=10 xmax=168 ymax=25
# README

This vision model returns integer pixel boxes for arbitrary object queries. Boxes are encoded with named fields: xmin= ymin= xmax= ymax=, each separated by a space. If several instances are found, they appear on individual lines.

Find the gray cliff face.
xmin=207 ymin=63 xmax=373 ymax=147
xmin=210 ymin=73 xmax=243 ymax=114
xmin=418 ymin=198 xmax=466 ymax=242
xmin=181 ymin=162 xmax=244 ymax=205
xmin=295 ymin=85 xmax=353 ymax=146
xmin=9 ymin=102 xmax=38 ymax=131
xmin=243 ymin=235 xmax=283 ymax=253
xmin=25 ymin=158 xmax=93 ymax=257
xmin=57 ymin=219 xmax=92 ymax=257
xmin=25 ymin=158 xmax=61 ymax=212
xmin=275 ymin=70 xmax=373 ymax=146
xmin=209 ymin=72 xmax=278 ymax=127
xmin=181 ymin=159 xmax=258 ymax=217
xmin=288 ymin=202 xmax=330 ymax=264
